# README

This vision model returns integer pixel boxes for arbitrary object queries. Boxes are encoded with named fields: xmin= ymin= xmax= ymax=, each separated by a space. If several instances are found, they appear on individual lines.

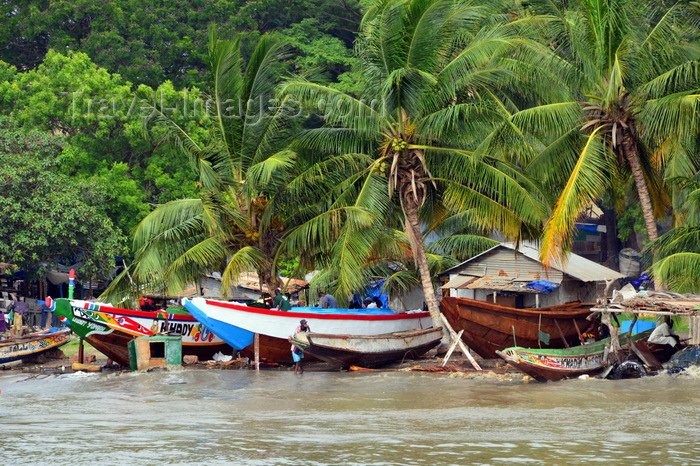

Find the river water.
xmin=2 ymin=368 xmax=700 ymax=465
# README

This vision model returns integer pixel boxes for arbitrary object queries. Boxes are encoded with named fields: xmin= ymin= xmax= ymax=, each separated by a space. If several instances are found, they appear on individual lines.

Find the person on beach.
xmin=40 ymin=297 xmax=53 ymax=328
xmin=291 ymin=319 xmax=310 ymax=374
xmin=318 ymin=291 xmax=337 ymax=309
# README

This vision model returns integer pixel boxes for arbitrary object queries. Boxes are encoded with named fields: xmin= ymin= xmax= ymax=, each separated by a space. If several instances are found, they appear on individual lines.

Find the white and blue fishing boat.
xmin=183 ymin=297 xmax=433 ymax=363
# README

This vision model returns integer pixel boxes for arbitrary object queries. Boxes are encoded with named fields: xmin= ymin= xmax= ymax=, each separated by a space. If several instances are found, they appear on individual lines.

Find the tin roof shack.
xmin=439 ymin=242 xmax=624 ymax=308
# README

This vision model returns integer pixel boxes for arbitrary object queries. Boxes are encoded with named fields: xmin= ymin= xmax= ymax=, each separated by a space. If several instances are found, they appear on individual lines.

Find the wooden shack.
xmin=439 ymin=242 xmax=624 ymax=308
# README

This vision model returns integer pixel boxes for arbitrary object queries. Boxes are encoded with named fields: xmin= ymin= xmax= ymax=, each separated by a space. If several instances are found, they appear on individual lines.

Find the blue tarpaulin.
xmin=525 ymin=280 xmax=560 ymax=295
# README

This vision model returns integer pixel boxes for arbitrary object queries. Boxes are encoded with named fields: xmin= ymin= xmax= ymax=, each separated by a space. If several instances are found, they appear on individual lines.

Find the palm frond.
xmin=540 ymin=128 xmax=613 ymax=266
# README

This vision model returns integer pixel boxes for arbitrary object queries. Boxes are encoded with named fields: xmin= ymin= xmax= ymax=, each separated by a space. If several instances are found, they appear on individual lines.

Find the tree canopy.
xmin=0 ymin=118 xmax=126 ymax=281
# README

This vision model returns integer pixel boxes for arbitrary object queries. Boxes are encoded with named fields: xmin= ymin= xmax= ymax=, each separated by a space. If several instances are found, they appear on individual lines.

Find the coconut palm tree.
xmin=644 ymin=173 xmax=700 ymax=292
xmin=281 ymin=0 xmax=550 ymax=327
xmin=487 ymin=0 xmax=700 ymax=267
xmin=101 ymin=29 xmax=303 ymax=302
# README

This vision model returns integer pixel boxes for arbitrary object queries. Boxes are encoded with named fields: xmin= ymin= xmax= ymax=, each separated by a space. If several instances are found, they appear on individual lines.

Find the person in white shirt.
xmin=648 ymin=317 xmax=680 ymax=347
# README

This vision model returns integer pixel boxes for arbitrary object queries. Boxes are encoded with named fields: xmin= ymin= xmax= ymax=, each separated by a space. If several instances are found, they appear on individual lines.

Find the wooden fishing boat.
xmin=184 ymin=297 xmax=434 ymax=363
xmin=52 ymin=298 xmax=231 ymax=367
xmin=0 ymin=328 xmax=71 ymax=364
xmin=439 ymin=296 xmax=594 ymax=359
xmin=496 ymin=329 xmax=661 ymax=382
xmin=290 ymin=327 xmax=443 ymax=369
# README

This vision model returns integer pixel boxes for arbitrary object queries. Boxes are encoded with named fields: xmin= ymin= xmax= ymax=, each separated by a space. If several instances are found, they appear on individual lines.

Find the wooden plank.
xmin=553 ymin=319 xmax=570 ymax=348
xmin=572 ymin=318 xmax=584 ymax=345
xmin=254 ymin=333 xmax=260 ymax=371
xmin=441 ymin=330 xmax=463 ymax=367
xmin=439 ymin=313 xmax=481 ymax=371
xmin=629 ymin=339 xmax=663 ymax=370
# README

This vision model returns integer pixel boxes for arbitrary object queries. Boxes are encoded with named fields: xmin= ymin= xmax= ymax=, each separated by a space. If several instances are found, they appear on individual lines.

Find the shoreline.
xmin=1 ymin=337 xmax=526 ymax=381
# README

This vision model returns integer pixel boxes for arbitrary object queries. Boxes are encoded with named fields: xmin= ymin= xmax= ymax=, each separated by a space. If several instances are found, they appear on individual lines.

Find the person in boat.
xmin=648 ymin=316 xmax=680 ymax=348
xmin=318 ymin=291 xmax=337 ymax=309
xmin=581 ymin=313 xmax=611 ymax=341
xmin=140 ymin=297 xmax=155 ymax=313
xmin=373 ymin=297 xmax=383 ymax=308
xmin=292 ymin=319 xmax=310 ymax=374
xmin=364 ymin=298 xmax=377 ymax=309
xmin=273 ymin=289 xmax=291 ymax=312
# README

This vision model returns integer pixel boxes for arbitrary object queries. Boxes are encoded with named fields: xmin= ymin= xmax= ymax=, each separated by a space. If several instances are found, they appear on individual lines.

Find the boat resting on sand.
xmin=52 ymin=298 xmax=230 ymax=367
xmin=439 ymin=296 xmax=593 ymax=359
xmin=496 ymin=328 xmax=673 ymax=382
xmin=290 ymin=327 xmax=443 ymax=369
xmin=0 ymin=328 xmax=71 ymax=364
xmin=184 ymin=297 xmax=434 ymax=363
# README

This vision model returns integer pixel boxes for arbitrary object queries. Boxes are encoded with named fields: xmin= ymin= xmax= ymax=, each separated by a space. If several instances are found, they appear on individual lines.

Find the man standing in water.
xmin=291 ymin=319 xmax=310 ymax=374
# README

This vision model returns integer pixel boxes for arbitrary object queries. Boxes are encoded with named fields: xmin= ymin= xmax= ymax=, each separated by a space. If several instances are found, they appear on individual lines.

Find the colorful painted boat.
xmin=439 ymin=296 xmax=594 ymax=359
xmin=0 ymin=328 xmax=71 ymax=364
xmin=290 ymin=327 xmax=443 ymax=369
xmin=496 ymin=329 xmax=658 ymax=382
xmin=52 ymin=298 xmax=231 ymax=367
xmin=183 ymin=297 xmax=434 ymax=363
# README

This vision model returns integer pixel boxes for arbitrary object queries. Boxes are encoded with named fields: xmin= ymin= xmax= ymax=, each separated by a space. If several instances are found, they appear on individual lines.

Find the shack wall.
xmin=453 ymin=248 xmax=565 ymax=283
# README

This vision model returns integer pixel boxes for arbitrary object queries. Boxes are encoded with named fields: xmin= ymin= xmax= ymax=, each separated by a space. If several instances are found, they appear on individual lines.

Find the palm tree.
xmin=281 ymin=0 xmax=549 ymax=327
xmin=102 ymin=29 xmax=302 ymax=302
xmin=490 ymin=0 xmax=700 ymax=267
xmin=644 ymin=173 xmax=700 ymax=292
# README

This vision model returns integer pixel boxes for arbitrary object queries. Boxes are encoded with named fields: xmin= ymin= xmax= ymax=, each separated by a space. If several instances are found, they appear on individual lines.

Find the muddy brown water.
xmin=2 ymin=368 xmax=700 ymax=465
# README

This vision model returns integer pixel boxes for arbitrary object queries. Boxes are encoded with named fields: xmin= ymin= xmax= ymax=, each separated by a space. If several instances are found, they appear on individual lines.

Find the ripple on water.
xmin=2 ymin=370 xmax=700 ymax=464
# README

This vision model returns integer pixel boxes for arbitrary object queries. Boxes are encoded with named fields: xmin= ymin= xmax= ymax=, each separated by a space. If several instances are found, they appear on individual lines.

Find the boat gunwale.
xmin=297 ymin=327 xmax=441 ymax=342
xmin=204 ymin=299 xmax=432 ymax=321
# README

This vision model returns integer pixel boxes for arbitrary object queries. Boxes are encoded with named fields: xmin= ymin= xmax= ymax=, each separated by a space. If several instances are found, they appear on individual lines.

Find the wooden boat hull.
xmin=0 ymin=328 xmax=71 ymax=364
xmin=439 ymin=296 xmax=593 ymax=359
xmin=184 ymin=298 xmax=434 ymax=364
xmin=291 ymin=328 xmax=443 ymax=369
xmin=497 ymin=329 xmax=655 ymax=382
xmin=53 ymin=299 xmax=232 ymax=366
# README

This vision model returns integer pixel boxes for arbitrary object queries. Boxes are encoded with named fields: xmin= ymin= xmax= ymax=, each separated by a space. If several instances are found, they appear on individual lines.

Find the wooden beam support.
xmin=440 ymin=313 xmax=481 ymax=371
xmin=441 ymin=330 xmax=463 ymax=367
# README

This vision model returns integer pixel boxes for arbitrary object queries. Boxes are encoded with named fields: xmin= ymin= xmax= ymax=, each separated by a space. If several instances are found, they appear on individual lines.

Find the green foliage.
xmin=0 ymin=50 xmax=201 ymax=234
xmin=283 ymin=18 xmax=356 ymax=80
xmin=282 ymin=0 xmax=550 ymax=319
xmin=0 ymin=0 xmax=243 ymax=88
xmin=485 ymin=0 xmax=700 ymax=265
xmin=0 ymin=117 xmax=127 ymax=280
xmin=617 ymin=203 xmax=646 ymax=243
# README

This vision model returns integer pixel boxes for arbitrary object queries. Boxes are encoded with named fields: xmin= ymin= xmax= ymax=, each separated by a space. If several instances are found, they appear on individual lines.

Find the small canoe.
xmin=290 ymin=327 xmax=443 ymax=369
xmin=0 ymin=328 xmax=71 ymax=364
xmin=496 ymin=328 xmax=659 ymax=382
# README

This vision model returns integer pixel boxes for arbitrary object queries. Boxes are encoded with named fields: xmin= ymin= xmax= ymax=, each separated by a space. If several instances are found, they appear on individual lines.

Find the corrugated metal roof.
xmin=441 ymin=275 xmax=477 ymax=289
xmin=464 ymin=275 xmax=541 ymax=293
xmin=440 ymin=242 xmax=624 ymax=282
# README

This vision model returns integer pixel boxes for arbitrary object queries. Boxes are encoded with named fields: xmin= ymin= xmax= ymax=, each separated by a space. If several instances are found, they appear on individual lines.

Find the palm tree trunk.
xmin=622 ymin=138 xmax=658 ymax=243
xmin=622 ymin=137 xmax=662 ymax=290
xmin=402 ymin=197 xmax=442 ymax=329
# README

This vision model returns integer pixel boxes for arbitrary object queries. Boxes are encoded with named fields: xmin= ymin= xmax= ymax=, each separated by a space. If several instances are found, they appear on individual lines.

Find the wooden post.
xmin=602 ymin=311 xmax=620 ymax=364
xmin=441 ymin=330 xmax=464 ymax=367
xmin=553 ymin=319 xmax=570 ymax=348
xmin=254 ymin=332 xmax=260 ymax=371
xmin=439 ymin=313 xmax=481 ymax=370
xmin=78 ymin=337 xmax=85 ymax=364
xmin=572 ymin=319 xmax=584 ymax=345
